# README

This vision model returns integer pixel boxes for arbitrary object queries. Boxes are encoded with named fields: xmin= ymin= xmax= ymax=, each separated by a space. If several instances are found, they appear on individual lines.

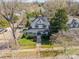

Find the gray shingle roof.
xmin=31 ymin=16 xmax=50 ymax=26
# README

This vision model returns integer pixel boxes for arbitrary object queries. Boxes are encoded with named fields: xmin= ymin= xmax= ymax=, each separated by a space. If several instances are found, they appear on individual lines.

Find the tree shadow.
xmin=41 ymin=34 xmax=51 ymax=45
xmin=21 ymin=34 xmax=51 ymax=45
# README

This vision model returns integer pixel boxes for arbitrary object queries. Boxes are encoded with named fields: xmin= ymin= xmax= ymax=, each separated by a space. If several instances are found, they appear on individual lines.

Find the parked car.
xmin=0 ymin=28 xmax=7 ymax=34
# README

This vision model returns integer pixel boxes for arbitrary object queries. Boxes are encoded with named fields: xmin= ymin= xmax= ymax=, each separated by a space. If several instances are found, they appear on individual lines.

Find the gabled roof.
xmin=67 ymin=16 xmax=79 ymax=24
xmin=31 ymin=16 xmax=50 ymax=26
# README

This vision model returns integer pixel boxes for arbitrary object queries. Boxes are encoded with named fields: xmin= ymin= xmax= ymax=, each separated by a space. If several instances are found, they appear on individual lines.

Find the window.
xmin=43 ymin=25 xmax=46 ymax=28
xmin=38 ymin=25 xmax=43 ymax=28
xmin=35 ymin=25 xmax=44 ymax=28
xmin=35 ymin=25 xmax=38 ymax=28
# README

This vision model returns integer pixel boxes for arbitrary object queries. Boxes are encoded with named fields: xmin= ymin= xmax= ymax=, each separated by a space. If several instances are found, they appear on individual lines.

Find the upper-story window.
xmin=35 ymin=24 xmax=46 ymax=29
xmin=38 ymin=25 xmax=43 ymax=28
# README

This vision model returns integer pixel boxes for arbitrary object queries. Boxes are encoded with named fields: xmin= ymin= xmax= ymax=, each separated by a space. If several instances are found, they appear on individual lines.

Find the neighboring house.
xmin=26 ymin=16 xmax=50 ymax=36
xmin=67 ymin=16 xmax=79 ymax=28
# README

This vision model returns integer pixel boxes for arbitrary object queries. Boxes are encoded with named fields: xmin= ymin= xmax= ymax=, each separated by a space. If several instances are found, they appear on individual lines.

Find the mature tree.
xmin=67 ymin=1 xmax=79 ymax=16
xmin=50 ymin=8 xmax=68 ymax=34
xmin=43 ymin=0 xmax=67 ymax=18
xmin=0 ymin=0 xmax=21 ymax=49
xmin=50 ymin=9 xmax=68 ymax=57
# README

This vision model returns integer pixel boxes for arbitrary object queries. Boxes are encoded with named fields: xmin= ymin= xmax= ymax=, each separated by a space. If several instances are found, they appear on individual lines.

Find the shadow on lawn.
xmin=41 ymin=34 xmax=51 ymax=45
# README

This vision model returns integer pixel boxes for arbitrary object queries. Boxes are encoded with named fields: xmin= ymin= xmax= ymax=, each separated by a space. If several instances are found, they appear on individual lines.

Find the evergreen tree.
xmin=50 ymin=8 xmax=68 ymax=34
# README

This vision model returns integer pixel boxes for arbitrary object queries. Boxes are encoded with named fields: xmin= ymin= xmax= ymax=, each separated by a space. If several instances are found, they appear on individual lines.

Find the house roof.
xmin=26 ymin=28 xmax=46 ymax=33
xmin=31 ymin=16 xmax=50 ymax=26
xmin=67 ymin=16 xmax=79 ymax=24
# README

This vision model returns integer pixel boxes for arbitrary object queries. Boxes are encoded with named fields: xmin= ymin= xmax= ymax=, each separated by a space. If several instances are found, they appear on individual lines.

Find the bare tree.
xmin=43 ymin=0 xmax=68 ymax=18
xmin=67 ymin=0 xmax=79 ymax=16
xmin=0 ymin=0 xmax=21 ymax=49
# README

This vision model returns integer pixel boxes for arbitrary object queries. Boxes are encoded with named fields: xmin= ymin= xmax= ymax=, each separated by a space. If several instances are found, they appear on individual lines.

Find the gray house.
xmin=26 ymin=16 xmax=50 ymax=45
xmin=26 ymin=16 xmax=50 ymax=36
xmin=67 ymin=16 xmax=79 ymax=28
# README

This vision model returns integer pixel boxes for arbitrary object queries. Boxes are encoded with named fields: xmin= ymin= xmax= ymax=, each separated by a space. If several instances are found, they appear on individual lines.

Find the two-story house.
xmin=26 ymin=16 xmax=50 ymax=36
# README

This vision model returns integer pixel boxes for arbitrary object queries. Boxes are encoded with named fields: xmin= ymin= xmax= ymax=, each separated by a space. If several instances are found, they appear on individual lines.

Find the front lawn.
xmin=18 ymin=38 xmax=53 ymax=49
xmin=18 ymin=38 xmax=36 ymax=49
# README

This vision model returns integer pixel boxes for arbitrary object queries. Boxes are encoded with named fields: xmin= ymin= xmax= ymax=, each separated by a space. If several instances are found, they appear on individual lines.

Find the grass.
xmin=41 ymin=45 xmax=53 ymax=48
xmin=18 ymin=38 xmax=36 ymax=49
xmin=18 ymin=37 xmax=54 ymax=49
xmin=2 ymin=48 xmax=79 ymax=58
xmin=66 ymin=49 xmax=79 ymax=55
xmin=18 ymin=34 xmax=53 ymax=49
xmin=18 ymin=38 xmax=36 ymax=46
xmin=40 ymin=50 xmax=63 ymax=57
xmin=18 ymin=34 xmax=79 ymax=49
xmin=14 ymin=51 xmax=37 ymax=57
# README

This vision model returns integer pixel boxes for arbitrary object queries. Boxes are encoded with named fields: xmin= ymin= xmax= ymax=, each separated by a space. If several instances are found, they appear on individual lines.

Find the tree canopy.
xmin=50 ymin=8 xmax=68 ymax=34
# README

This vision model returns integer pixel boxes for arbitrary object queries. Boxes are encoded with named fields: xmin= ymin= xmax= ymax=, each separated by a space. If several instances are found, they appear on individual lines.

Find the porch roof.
xmin=26 ymin=29 xmax=46 ymax=33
